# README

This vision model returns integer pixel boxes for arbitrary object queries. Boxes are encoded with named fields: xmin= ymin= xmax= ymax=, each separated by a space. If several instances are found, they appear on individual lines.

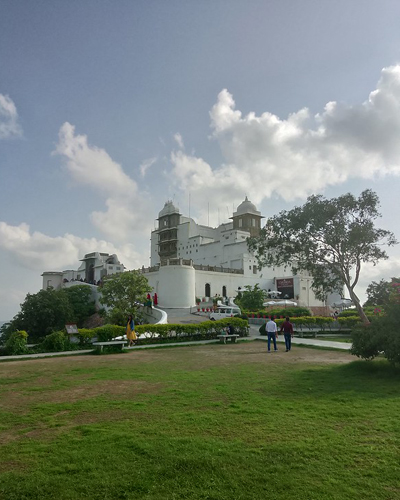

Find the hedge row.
xmin=77 ymin=317 xmax=250 ymax=344
xmin=257 ymin=315 xmax=363 ymax=331
xmin=241 ymin=307 xmax=311 ymax=318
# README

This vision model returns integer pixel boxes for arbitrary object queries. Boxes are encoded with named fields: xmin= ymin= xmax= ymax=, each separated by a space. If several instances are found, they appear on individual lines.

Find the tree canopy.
xmin=363 ymin=277 xmax=400 ymax=307
xmin=0 ymin=285 xmax=97 ymax=343
xmin=99 ymin=270 xmax=152 ymax=324
xmin=235 ymin=284 xmax=266 ymax=311
xmin=248 ymin=190 xmax=397 ymax=324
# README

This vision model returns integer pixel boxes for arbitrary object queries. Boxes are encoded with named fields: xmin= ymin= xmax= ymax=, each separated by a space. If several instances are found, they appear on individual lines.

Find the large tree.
xmin=64 ymin=285 xmax=96 ymax=326
xmin=99 ymin=270 xmax=152 ymax=323
xmin=363 ymin=277 xmax=400 ymax=307
xmin=248 ymin=190 xmax=397 ymax=324
xmin=2 ymin=288 xmax=74 ymax=342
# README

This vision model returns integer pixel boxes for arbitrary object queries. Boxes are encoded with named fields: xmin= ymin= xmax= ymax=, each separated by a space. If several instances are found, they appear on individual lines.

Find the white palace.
xmin=42 ymin=197 xmax=340 ymax=313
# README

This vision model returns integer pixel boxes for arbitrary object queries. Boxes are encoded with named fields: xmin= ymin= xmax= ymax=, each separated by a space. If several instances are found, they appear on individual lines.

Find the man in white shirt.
xmin=266 ymin=316 xmax=278 ymax=352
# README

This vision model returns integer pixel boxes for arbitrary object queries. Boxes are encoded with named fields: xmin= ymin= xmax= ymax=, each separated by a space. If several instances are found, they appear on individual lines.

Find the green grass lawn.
xmin=317 ymin=336 xmax=353 ymax=343
xmin=0 ymin=344 xmax=399 ymax=500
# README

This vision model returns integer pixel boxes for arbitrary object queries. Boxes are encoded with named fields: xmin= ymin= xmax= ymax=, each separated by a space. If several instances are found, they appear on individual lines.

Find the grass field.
xmin=0 ymin=342 xmax=399 ymax=500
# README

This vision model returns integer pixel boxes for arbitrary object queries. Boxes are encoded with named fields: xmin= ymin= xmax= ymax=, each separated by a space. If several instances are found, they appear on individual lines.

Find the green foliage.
xmin=243 ymin=306 xmax=311 ymax=318
xmin=235 ymin=284 xmax=266 ymax=311
xmin=40 ymin=331 xmax=69 ymax=352
xmin=212 ymin=295 xmax=223 ymax=305
xmin=100 ymin=271 xmax=152 ymax=320
xmin=78 ymin=318 xmax=249 ymax=345
xmin=350 ymin=324 xmax=381 ymax=361
xmin=76 ymin=328 xmax=95 ymax=347
xmin=63 ymin=285 xmax=96 ymax=326
xmin=351 ymin=303 xmax=400 ymax=364
xmin=248 ymin=190 xmax=397 ymax=324
xmin=364 ymin=277 xmax=400 ymax=307
xmin=5 ymin=330 xmax=28 ymax=355
xmin=338 ymin=309 xmax=360 ymax=317
xmin=3 ymin=288 xmax=74 ymax=342
xmin=94 ymin=325 xmax=126 ymax=342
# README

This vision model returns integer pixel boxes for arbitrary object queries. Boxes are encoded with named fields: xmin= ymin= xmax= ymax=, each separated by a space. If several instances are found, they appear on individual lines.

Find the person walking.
xmin=280 ymin=316 xmax=294 ymax=352
xmin=266 ymin=316 xmax=278 ymax=352
xmin=126 ymin=314 xmax=137 ymax=347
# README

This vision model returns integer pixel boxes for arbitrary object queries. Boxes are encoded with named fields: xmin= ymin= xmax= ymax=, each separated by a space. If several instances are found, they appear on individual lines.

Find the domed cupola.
xmin=158 ymin=200 xmax=180 ymax=218
xmin=231 ymin=196 xmax=264 ymax=237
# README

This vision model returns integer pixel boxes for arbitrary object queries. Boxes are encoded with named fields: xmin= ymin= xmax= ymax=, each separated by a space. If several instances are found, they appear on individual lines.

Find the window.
xmin=253 ymin=265 xmax=257 ymax=274
xmin=239 ymin=219 xmax=242 ymax=227
xmin=252 ymin=218 xmax=256 ymax=227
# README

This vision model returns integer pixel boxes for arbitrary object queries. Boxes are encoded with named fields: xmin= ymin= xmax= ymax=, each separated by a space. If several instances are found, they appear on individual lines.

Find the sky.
xmin=1 ymin=0 xmax=400 ymax=321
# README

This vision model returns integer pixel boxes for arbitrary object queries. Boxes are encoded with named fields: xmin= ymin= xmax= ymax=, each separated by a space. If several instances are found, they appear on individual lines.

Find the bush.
xmin=338 ymin=309 xmax=359 ymax=317
xmin=373 ymin=304 xmax=400 ymax=365
xmin=5 ymin=330 xmax=28 ymax=355
xmin=40 ymin=331 xmax=69 ymax=352
xmin=350 ymin=324 xmax=381 ymax=361
xmin=76 ymin=328 xmax=95 ymax=346
xmin=244 ymin=307 xmax=311 ymax=318
xmin=95 ymin=324 xmax=126 ymax=342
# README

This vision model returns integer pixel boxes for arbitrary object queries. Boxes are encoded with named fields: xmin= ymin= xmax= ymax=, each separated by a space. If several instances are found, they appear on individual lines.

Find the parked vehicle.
xmin=209 ymin=306 xmax=241 ymax=321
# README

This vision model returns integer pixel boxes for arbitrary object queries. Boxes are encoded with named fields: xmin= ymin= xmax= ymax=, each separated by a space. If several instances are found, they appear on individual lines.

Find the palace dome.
xmin=234 ymin=196 xmax=261 ymax=216
xmin=158 ymin=200 xmax=180 ymax=218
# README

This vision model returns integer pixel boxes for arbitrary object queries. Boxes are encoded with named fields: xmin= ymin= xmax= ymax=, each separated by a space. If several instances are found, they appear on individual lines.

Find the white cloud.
xmin=140 ymin=157 xmax=157 ymax=177
xmin=174 ymin=132 xmax=184 ymax=149
xmin=171 ymin=66 xmax=400 ymax=207
xmin=55 ymin=122 xmax=137 ymax=195
xmin=54 ymin=122 xmax=153 ymax=241
xmin=0 ymin=221 xmax=145 ymax=271
xmin=0 ymin=94 xmax=22 ymax=139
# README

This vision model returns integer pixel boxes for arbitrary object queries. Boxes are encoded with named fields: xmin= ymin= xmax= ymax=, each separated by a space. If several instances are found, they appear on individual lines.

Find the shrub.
xmin=337 ymin=316 xmax=361 ymax=329
xmin=338 ymin=309 xmax=359 ymax=317
xmin=350 ymin=324 xmax=381 ymax=361
xmin=40 ymin=331 xmax=69 ymax=352
xmin=5 ymin=330 xmax=28 ymax=355
xmin=373 ymin=304 xmax=400 ymax=365
xmin=76 ymin=328 xmax=95 ymax=346
xmin=95 ymin=324 xmax=125 ymax=342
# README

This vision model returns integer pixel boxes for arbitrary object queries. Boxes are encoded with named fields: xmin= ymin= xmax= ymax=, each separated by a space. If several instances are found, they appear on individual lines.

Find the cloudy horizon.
xmin=1 ymin=1 xmax=400 ymax=320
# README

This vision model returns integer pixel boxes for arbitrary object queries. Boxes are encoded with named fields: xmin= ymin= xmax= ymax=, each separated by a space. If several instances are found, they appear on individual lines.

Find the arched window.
xmin=222 ymin=285 xmax=227 ymax=297
xmin=205 ymin=283 xmax=211 ymax=298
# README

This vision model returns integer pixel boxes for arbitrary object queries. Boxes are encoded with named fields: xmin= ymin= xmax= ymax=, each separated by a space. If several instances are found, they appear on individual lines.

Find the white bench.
xmin=217 ymin=334 xmax=240 ymax=344
xmin=92 ymin=340 xmax=127 ymax=353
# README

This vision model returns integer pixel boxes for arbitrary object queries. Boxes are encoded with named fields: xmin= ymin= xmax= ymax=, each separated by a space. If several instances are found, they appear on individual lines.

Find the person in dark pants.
xmin=280 ymin=316 xmax=294 ymax=352
xmin=226 ymin=324 xmax=235 ymax=335
xmin=266 ymin=316 xmax=278 ymax=352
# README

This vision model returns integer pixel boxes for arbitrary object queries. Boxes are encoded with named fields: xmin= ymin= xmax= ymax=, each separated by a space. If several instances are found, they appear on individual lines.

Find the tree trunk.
xmin=348 ymin=287 xmax=370 ymax=325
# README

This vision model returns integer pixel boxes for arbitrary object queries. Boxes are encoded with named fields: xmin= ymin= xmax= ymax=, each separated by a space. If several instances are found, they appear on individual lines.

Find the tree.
xmin=3 ymin=288 xmax=74 ymax=342
xmin=351 ymin=282 xmax=400 ymax=364
xmin=364 ymin=277 xmax=400 ymax=307
xmin=64 ymin=285 xmax=96 ymax=326
xmin=248 ymin=190 xmax=397 ymax=324
xmin=99 ymin=271 xmax=152 ymax=324
xmin=236 ymin=284 xmax=266 ymax=311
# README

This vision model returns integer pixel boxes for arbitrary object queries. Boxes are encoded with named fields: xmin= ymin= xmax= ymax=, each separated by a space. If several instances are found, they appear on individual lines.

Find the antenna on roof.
xmin=208 ymin=202 xmax=209 ymax=226
xmin=189 ymin=192 xmax=191 ymax=219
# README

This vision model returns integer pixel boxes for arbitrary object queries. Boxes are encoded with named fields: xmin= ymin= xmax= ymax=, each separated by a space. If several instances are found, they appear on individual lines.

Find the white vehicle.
xmin=209 ymin=306 xmax=241 ymax=321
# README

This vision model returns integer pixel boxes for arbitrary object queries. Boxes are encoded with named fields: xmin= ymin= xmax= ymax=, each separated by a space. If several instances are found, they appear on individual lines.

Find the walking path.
xmin=0 ymin=324 xmax=351 ymax=361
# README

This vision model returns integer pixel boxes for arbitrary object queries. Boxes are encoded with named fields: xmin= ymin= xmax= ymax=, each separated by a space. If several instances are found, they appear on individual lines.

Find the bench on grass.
xmin=217 ymin=334 xmax=240 ymax=344
xmin=92 ymin=340 xmax=127 ymax=353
